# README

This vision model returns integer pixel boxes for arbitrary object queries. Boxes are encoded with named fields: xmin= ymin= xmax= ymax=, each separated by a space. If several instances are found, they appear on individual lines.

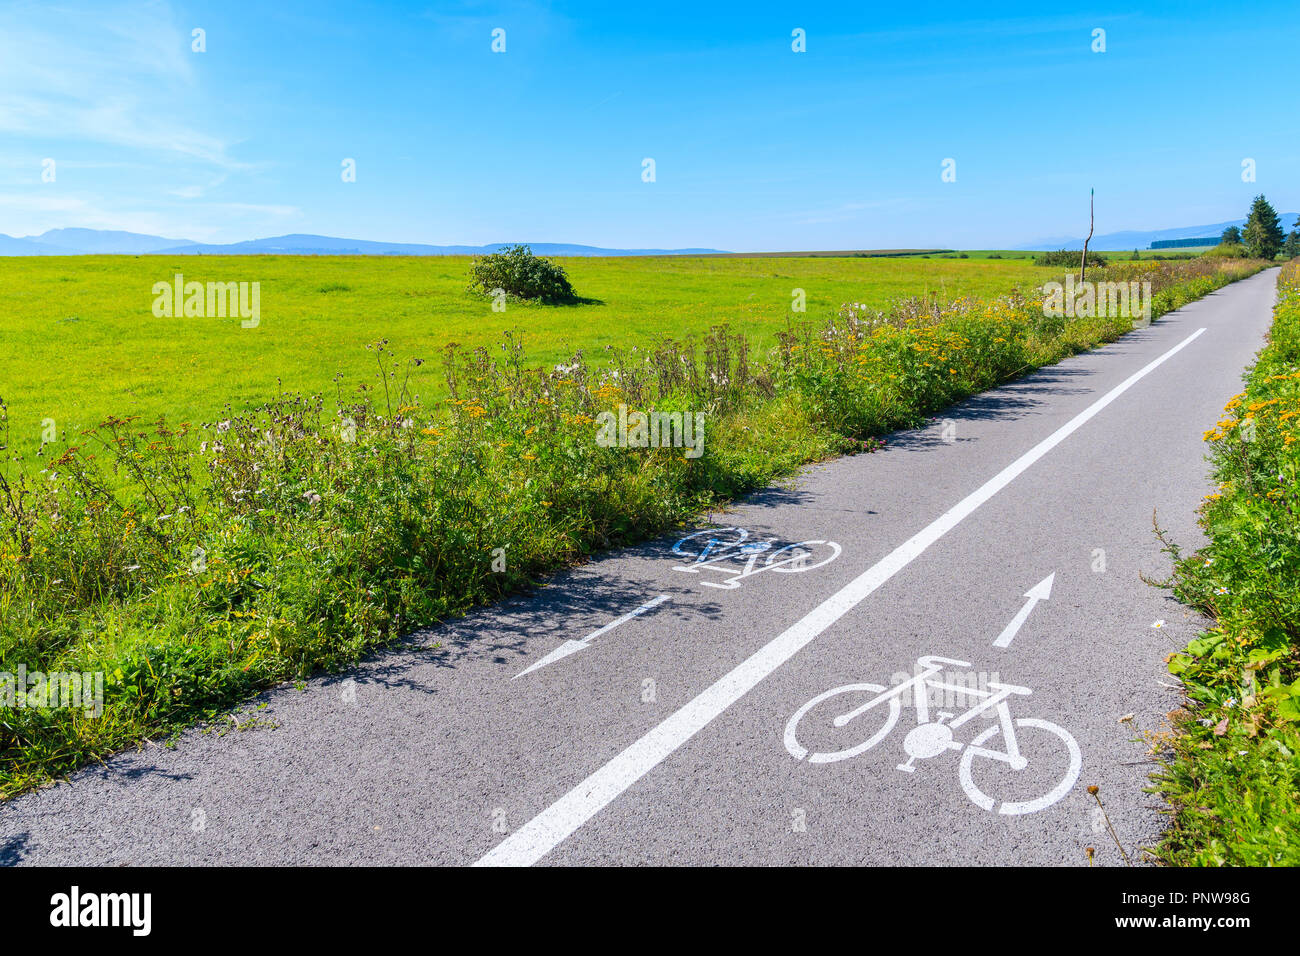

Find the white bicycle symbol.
xmin=784 ymin=655 xmax=1081 ymax=815
xmin=671 ymin=527 xmax=841 ymax=590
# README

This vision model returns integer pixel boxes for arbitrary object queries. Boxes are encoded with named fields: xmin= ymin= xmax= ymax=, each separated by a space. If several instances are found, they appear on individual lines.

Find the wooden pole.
xmin=1080 ymin=188 xmax=1094 ymax=284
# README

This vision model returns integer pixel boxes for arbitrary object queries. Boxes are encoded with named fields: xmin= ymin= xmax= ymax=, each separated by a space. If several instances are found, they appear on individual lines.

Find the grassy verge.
xmin=0 ymin=256 xmax=1267 ymax=798
xmin=1154 ymin=259 xmax=1300 ymax=865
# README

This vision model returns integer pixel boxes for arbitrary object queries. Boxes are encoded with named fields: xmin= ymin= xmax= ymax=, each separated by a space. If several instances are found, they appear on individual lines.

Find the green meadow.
xmin=0 ymin=254 xmax=1050 ymax=451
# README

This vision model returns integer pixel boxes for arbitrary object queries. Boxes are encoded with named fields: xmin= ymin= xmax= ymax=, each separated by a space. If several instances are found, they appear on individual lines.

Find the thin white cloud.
xmin=0 ymin=192 xmax=187 ymax=237
xmin=0 ymin=193 xmax=91 ymax=214
xmin=211 ymin=203 xmax=301 ymax=218
xmin=0 ymin=2 xmax=288 ymax=237
xmin=786 ymin=197 xmax=913 ymax=226
xmin=0 ymin=1 xmax=241 ymax=169
xmin=0 ymin=190 xmax=301 ymax=241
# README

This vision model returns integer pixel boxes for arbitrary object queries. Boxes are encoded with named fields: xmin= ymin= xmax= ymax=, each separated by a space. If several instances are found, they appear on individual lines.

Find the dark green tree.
xmin=1242 ymin=195 xmax=1284 ymax=259
xmin=1220 ymin=225 xmax=1242 ymax=245
xmin=1285 ymin=230 xmax=1300 ymax=259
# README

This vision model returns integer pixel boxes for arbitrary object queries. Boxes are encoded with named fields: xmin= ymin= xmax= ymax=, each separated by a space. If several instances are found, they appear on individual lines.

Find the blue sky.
xmin=0 ymin=0 xmax=1295 ymax=249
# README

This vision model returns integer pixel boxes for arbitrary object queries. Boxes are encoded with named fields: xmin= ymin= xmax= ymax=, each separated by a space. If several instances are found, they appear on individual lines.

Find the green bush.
xmin=1033 ymin=248 xmax=1107 ymax=267
xmin=1207 ymin=242 xmax=1249 ymax=259
xmin=467 ymin=244 xmax=577 ymax=302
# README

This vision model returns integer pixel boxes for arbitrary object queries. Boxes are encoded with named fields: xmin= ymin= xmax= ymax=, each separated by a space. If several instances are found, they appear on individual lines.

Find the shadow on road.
xmin=0 ymin=832 xmax=29 ymax=866
xmin=885 ymin=361 xmax=1102 ymax=452
xmin=331 ymin=534 xmax=731 ymax=692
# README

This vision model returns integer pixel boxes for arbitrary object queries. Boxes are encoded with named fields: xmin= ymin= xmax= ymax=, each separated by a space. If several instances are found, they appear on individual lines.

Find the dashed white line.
xmin=476 ymin=326 xmax=1207 ymax=866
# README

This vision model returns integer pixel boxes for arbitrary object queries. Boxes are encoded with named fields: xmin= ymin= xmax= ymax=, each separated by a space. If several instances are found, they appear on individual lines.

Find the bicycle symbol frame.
xmin=784 ymin=654 xmax=1081 ymax=815
xmin=671 ymin=526 xmax=841 ymax=590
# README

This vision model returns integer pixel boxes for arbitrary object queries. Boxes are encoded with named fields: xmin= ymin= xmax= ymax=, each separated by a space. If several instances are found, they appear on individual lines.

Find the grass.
xmin=0 ymin=253 xmax=1050 ymax=458
xmin=0 ymin=254 xmax=1268 ymax=798
xmin=1152 ymin=258 xmax=1300 ymax=866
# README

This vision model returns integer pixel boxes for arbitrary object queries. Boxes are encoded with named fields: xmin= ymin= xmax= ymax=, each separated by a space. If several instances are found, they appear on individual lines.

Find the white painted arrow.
xmin=514 ymin=594 xmax=672 ymax=678
xmin=992 ymin=573 xmax=1055 ymax=648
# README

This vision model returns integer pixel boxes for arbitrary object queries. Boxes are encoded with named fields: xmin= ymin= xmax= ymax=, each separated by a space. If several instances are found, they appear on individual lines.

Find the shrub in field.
xmin=1154 ymin=260 xmax=1300 ymax=865
xmin=0 ymin=256 xmax=1270 ymax=797
xmin=466 ymin=244 xmax=577 ymax=302
xmin=1033 ymin=248 xmax=1107 ymax=268
xmin=1207 ymin=242 xmax=1248 ymax=258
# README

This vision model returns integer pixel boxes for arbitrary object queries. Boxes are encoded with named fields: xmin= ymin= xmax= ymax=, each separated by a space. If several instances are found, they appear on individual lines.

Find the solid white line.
xmin=475 ymin=326 xmax=1207 ymax=866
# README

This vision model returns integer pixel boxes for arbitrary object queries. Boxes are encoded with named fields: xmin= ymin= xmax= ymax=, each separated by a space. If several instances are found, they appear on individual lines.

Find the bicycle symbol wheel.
xmin=764 ymin=540 xmax=841 ymax=573
xmin=672 ymin=527 xmax=752 ymax=561
xmin=783 ymin=683 xmax=901 ymax=764
xmin=958 ymin=717 xmax=1081 ymax=815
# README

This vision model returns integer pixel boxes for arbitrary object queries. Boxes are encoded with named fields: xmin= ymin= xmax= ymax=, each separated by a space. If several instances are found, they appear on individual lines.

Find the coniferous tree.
xmin=1242 ymin=195 xmax=1284 ymax=259
xmin=1284 ymin=230 xmax=1300 ymax=260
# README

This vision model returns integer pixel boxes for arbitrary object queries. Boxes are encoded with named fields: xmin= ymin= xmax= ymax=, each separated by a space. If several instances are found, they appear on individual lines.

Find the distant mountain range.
xmin=1017 ymin=214 xmax=1300 ymax=251
xmin=0 ymin=229 xmax=726 ymax=257
xmin=8 ymin=218 xmax=1299 ymax=257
